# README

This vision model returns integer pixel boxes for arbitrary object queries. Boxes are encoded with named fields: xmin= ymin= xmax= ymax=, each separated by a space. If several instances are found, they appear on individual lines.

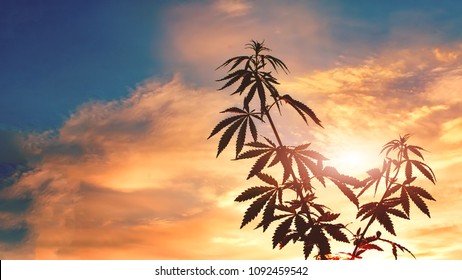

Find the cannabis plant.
xmin=208 ymin=40 xmax=436 ymax=259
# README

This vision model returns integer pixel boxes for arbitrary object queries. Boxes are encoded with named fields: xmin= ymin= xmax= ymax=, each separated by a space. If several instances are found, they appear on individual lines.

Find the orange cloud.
xmin=0 ymin=76 xmax=304 ymax=259
xmin=162 ymin=0 xmax=333 ymax=84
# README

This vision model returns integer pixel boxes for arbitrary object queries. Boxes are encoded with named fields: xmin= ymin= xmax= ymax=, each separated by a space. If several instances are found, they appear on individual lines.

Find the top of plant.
xmin=211 ymin=40 xmax=323 ymax=158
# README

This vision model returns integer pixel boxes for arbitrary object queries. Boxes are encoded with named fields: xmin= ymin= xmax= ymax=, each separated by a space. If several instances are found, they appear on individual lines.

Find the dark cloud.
xmin=0 ymin=197 xmax=32 ymax=214
xmin=0 ymin=225 xmax=28 ymax=244
xmin=0 ymin=131 xmax=27 ymax=165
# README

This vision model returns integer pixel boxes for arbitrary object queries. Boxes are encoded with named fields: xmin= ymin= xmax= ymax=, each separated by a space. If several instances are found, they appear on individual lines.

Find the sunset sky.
xmin=1 ymin=0 xmax=462 ymax=259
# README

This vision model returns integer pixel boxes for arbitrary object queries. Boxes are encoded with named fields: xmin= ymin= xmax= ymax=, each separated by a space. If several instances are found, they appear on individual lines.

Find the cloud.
xmin=1 ymin=75 xmax=298 ymax=259
xmin=0 ymin=131 xmax=27 ymax=165
xmin=212 ymin=0 xmax=252 ymax=17
xmin=162 ymin=0 xmax=335 ymax=84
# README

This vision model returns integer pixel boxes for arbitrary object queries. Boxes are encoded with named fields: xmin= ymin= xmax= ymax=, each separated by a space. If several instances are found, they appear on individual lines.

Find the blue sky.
xmin=1 ymin=0 xmax=462 ymax=259
xmin=0 ymin=0 xmax=171 ymax=130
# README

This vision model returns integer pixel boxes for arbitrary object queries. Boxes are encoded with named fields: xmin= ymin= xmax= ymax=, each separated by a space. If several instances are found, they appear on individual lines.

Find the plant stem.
xmin=264 ymin=108 xmax=283 ymax=147
xmin=255 ymin=48 xmax=312 ymax=222
xmin=351 ymin=153 xmax=403 ymax=257
xmin=264 ymin=106 xmax=315 ymax=223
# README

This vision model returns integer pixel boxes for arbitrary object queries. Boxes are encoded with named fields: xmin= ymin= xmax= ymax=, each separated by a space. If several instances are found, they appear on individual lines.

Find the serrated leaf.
xmin=237 ymin=149 xmax=270 ymax=160
xmin=208 ymin=115 xmax=242 ymax=139
xmin=376 ymin=210 xmax=396 ymax=235
xmin=295 ymin=215 xmax=308 ymax=235
xmin=268 ymin=147 xmax=291 ymax=183
xmin=217 ymin=69 xmax=248 ymax=90
xmin=367 ymin=168 xmax=381 ymax=178
xmin=235 ymin=186 xmax=273 ymax=202
xmin=235 ymin=118 xmax=247 ymax=157
xmin=307 ymin=226 xmax=331 ymax=257
xmin=401 ymin=188 xmax=410 ymax=216
xmin=356 ymin=249 xmax=366 ymax=257
xmin=392 ymin=244 xmax=398 ymax=260
xmin=255 ymin=77 xmax=266 ymax=114
xmin=360 ymin=235 xmax=379 ymax=246
xmin=243 ymin=83 xmax=257 ymax=112
xmin=324 ymin=166 xmax=362 ymax=188
xmin=217 ymin=119 xmax=243 ymax=157
xmin=247 ymin=151 xmax=274 ymax=179
xmin=407 ymin=187 xmax=431 ymax=217
xmin=241 ymin=192 xmax=273 ymax=228
xmin=263 ymin=136 xmax=276 ymax=147
xmin=381 ymin=140 xmax=400 ymax=156
xmin=220 ymin=107 xmax=247 ymax=114
xmin=411 ymin=160 xmax=436 ymax=184
xmin=383 ymin=197 xmax=402 ymax=208
xmin=245 ymin=141 xmax=271 ymax=148
xmin=275 ymin=204 xmax=296 ymax=214
xmin=357 ymin=179 xmax=374 ymax=197
xmin=248 ymin=118 xmax=258 ymax=142
xmin=357 ymin=202 xmax=377 ymax=219
xmin=260 ymin=193 xmax=276 ymax=231
xmin=281 ymin=95 xmax=323 ymax=127
xmin=256 ymin=214 xmax=291 ymax=230
xmin=272 ymin=217 xmax=294 ymax=248
xmin=303 ymin=242 xmax=314 ymax=259
xmin=332 ymin=179 xmax=359 ymax=207
xmin=403 ymin=176 xmax=417 ymax=185
xmin=316 ymin=160 xmax=326 ymax=187
xmin=407 ymin=145 xmax=425 ymax=160
xmin=387 ymin=208 xmax=409 ymax=219
xmin=298 ymin=150 xmax=328 ymax=161
xmin=408 ymin=186 xmax=435 ymax=201
xmin=278 ymin=232 xmax=297 ymax=250
xmin=216 ymin=55 xmax=249 ymax=71
xmin=360 ymin=244 xmax=383 ymax=251
xmin=403 ymin=147 xmax=410 ymax=160
xmin=295 ymin=157 xmax=310 ymax=180
xmin=294 ymin=143 xmax=311 ymax=150
xmin=318 ymin=212 xmax=340 ymax=222
xmin=228 ymin=56 xmax=249 ymax=72
xmin=324 ymin=225 xmax=349 ymax=243
xmin=296 ymin=154 xmax=318 ymax=174
xmin=384 ymin=184 xmax=402 ymax=198
xmin=395 ymin=242 xmax=416 ymax=259
xmin=405 ymin=160 xmax=412 ymax=181
xmin=256 ymin=173 xmax=278 ymax=187
xmin=232 ymin=73 xmax=252 ymax=95
xmin=266 ymin=54 xmax=290 ymax=73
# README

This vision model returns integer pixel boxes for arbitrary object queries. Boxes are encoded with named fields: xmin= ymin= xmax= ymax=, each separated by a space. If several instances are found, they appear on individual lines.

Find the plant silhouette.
xmin=209 ymin=40 xmax=436 ymax=259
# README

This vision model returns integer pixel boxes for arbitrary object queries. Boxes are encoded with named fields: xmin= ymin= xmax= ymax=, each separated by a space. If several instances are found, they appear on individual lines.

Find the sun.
xmin=341 ymin=151 xmax=363 ymax=165
xmin=330 ymin=149 xmax=376 ymax=175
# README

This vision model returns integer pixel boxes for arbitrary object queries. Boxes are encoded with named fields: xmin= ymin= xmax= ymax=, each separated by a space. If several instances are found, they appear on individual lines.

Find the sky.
xmin=0 ymin=0 xmax=462 ymax=259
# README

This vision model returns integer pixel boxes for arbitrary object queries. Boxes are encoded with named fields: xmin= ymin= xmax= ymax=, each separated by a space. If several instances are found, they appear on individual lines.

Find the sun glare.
xmin=330 ymin=149 xmax=376 ymax=175
xmin=342 ymin=151 xmax=363 ymax=165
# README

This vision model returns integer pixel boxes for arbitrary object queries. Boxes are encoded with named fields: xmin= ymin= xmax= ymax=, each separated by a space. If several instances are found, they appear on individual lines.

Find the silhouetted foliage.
xmin=209 ymin=40 xmax=436 ymax=259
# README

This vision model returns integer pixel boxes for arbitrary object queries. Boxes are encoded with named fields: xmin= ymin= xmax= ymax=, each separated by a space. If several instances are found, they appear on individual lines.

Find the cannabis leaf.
xmin=402 ymin=185 xmax=435 ymax=217
xmin=280 ymin=95 xmax=323 ymax=128
xmin=272 ymin=216 xmax=294 ymax=249
xmin=240 ymin=191 xmax=273 ymax=228
xmin=208 ymin=107 xmax=262 ymax=157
